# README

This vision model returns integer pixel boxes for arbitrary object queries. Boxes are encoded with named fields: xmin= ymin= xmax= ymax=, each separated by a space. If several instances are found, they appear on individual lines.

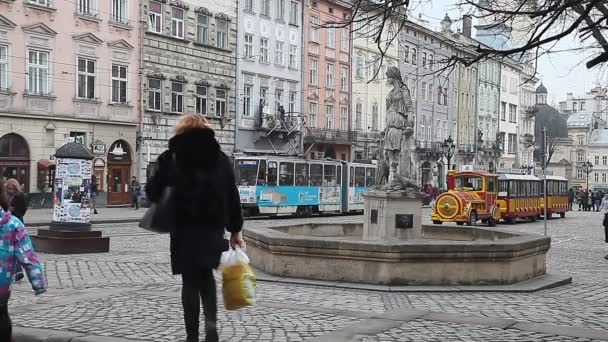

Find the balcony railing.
xmin=415 ymin=140 xmax=443 ymax=153
xmin=457 ymin=143 xmax=476 ymax=154
xmin=304 ymin=128 xmax=355 ymax=144
xmin=352 ymin=130 xmax=381 ymax=142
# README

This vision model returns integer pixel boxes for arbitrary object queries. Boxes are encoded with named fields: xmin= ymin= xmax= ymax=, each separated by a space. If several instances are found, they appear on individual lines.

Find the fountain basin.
xmin=244 ymin=223 xmax=550 ymax=286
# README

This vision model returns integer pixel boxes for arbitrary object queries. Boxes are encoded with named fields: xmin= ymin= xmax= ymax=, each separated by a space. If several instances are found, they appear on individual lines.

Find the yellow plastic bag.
xmin=221 ymin=247 xmax=256 ymax=310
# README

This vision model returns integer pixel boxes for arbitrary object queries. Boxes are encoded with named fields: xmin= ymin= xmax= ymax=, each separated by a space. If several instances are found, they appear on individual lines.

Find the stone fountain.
xmin=243 ymin=68 xmax=554 ymax=286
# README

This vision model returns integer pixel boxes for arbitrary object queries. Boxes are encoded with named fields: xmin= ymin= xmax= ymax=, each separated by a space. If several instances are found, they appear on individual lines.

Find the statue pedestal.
xmin=31 ymin=224 xmax=109 ymax=254
xmin=362 ymin=190 xmax=425 ymax=241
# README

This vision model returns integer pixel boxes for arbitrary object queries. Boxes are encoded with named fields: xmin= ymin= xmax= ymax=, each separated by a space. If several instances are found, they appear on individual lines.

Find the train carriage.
xmin=542 ymin=175 xmax=568 ymax=218
xmin=497 ymin=174 xmax=542 ymax=223
xmin=235 ymin=156 xmax=376 ymax=217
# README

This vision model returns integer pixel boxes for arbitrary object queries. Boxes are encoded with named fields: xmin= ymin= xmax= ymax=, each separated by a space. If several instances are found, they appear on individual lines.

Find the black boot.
xmin=182 ymin=283 xmax=200 ymax=342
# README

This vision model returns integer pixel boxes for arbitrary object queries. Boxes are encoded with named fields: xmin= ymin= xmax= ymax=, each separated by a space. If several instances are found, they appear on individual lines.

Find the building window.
xmin=289 ymin=1 xmax=298 ymax=25
xmin=577 ymin=169 xmax=584 ymax=179
xmin=443 ymin=88 xmax=447 ymax=106
xmin=308 ymin=103 xmax=317 ymax=128
xmin=429 ymin=54 xmax=433 ymax=71
xmin=577 ymin=151 xmax=584 ymax=163
xmin=326 ymin=63 xmax=334 ymax=88
xmin=0 ymin=46 xmax=7 ymax=90
xmin=275 ymin=89 xmax=283 ymax=112
xmin=197 ymin=15 xmax=209 ymax=44
xmin=603 ymin=156 xmax=607 ymax=165
xmin=340 ymin=67 xmax=347 ymax=92
xmin=79 ymin=0 xmax=96 ymax=16
xmin=111 ymin=64 xmax=127 ymax=103
xmin=508 ymin=133 xmax=516 ymax=153
xmin=372 ymin=103 xmax=378 ymax=130
xmin=261 ymin=0 xmax=270 ymax=16
xmin=340 ymin=28 xmax=348 ymax=51
xmin=427 ymin=83 xmax=433 ymax=102
xmin=275 ymin=41 xmax=284 ymax=66
xmin=215 ymin=89 xmax=226 ymax=116
xmin=260 ymin=86 xmax=267 ymax=107
xmin=77 ymin=58 xmax=95 ymax=99
xmin=244 ymin=34 xmax=254 ymax=59
xmin=422 ymin=52 xmax=427 ymax=69
xmin=171 ymin=82 xmax=184 ymax=113
xmin=112 ymin=0 xmax=127 ymax=23
xmin=595 ymin=155 xmax=599 ymax=165
xmin=310 ymin=16 xmax=318 ymax=42
xmin=289 ymin=91 xmax=296 ymax=115
xmin=509 ymin=104 xmax=517 ymax=122
xmin=421 ymin=82 xmax=426 ymax=100
xmin=603 ymin=173 xmax=607 ymax=183
xmin=276 ymin=0 xmax=285 ymax=20
xmin=260 ymin=38 xmax=269 ymax=63
xmin=411 ymin=48 xmax=417 ymax=65
xmin=289 ymin=45 xmax=297 ymax=69
xmin=355 ymin=102 xmax=362 ymax=130
xmin=356 ymin=54 xmax=364 ymax=79
xmin=340 ymin=107 xmax=348 ymax=131
xmin=195 ymin=85 xmax=207 ymax=115
xmin=148 ymin=78 xmax=162 ymax=111
xmin=501 ymin=102 xmax=506 ymax=120
xmin=28 ymin=50 xmax=50 ymax=95
xmin=216 ymin=19 xmax=228 ymax=49
xmin=310 ymin=59 xmax=317 ymax=85
xmin=403 ymin=45 xmax=409 ymax=63
xmin=595 ymin=172 xmax=599 ymax=182
xmin=327 ymin=27 xmax=335 ymax=48
xmin=325 ymin=105 xmax=333 ymax=129
xmin=245 ymin=0 xmax=254 ymax=11
xmin=148 ymin=1 xmax=162 ymax=33
xmin=578 ymin=135 xmax=584 ymax=146
xmin=243 ymin=85 xmax=252 ymax=117
xmin=171 ymin=7 xmax=184 ymax=38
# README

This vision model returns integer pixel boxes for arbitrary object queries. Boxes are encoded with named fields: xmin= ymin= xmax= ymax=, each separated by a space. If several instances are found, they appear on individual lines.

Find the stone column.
xmin=362 ymin=190 xmax=425 ymax=241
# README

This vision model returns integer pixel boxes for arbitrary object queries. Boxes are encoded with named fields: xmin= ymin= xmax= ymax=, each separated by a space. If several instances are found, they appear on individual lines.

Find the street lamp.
xmin=441 ymin=136 xmax=456 ymax=190
xmin=582 ymin=160 xmax=594 ymax=190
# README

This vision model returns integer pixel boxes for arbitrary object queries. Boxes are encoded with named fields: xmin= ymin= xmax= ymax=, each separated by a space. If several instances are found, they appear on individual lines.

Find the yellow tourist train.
xmin=431 ymin=170 xmax=568 ymax=226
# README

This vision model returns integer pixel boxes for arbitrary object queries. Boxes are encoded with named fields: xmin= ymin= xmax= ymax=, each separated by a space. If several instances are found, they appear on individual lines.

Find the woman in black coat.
xmin=146 ymin=114 xmax=243 ymax=342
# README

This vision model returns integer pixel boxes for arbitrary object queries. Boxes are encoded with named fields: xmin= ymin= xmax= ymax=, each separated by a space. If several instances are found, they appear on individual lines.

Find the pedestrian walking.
xmin=5 ymin=179 xmax=28 ymax=282
xmin=145 ymin=113 xmax=243 ymax=342
xmin=0 ymin=178 xmax=46 ymax=341
xmin=596 ymin=192 xmax=603 ymax=212
xmin=91 ymin=175 xmax=99 ymax=215
xmin=130 ymin=177 xmax=141 ymax=210
xmin=588 ymin=191 xmax=594 ymax=211
xmin=568 ymin=188 xmax=575 ymax=211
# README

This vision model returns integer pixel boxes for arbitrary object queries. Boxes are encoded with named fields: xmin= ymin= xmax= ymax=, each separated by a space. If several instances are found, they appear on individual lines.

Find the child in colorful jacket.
xmin=0 ymin=180 xmax=46 ymax=341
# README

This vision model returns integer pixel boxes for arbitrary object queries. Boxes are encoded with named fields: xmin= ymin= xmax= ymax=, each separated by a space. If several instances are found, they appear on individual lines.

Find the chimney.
xmin=463 ymin=15 xmax=472 ymax=38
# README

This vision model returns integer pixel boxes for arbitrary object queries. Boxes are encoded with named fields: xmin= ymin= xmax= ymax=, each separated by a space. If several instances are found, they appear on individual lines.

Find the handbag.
xmin=139 ymin=154 xmax=177 ymax=233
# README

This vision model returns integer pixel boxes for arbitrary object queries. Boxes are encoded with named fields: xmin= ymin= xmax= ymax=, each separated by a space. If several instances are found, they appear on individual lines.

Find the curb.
xmin=28 ymin=218 xmax=142 ymax=227
xmin=14 ymin=327 xmax=152 ymax=342
xmin=254 ymin=272 xmax=573 ymax=293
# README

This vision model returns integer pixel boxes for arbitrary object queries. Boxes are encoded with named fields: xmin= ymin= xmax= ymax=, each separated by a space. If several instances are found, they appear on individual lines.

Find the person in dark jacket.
xmin=5 ymin=179 xmax=27 ymax=225
xmin=146 ymin=113 xmax=244 ymax=342
xmin=567 ymin=188 xmax=574 ymax=211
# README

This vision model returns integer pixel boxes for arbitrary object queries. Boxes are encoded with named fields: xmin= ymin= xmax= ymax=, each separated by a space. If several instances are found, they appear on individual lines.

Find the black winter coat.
xmin=145 ymin=128 xmax=243 ymax=275
xmin=10 ymin=192 xmax=28 ymax=224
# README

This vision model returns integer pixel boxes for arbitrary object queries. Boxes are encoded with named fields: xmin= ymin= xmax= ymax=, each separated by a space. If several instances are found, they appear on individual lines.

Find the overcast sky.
xmin=411 ymin=0 xmax=604 ymax=105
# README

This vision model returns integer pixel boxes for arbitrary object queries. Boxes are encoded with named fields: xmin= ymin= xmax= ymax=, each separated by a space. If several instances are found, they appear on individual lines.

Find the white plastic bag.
xmin=221 ymin=247 xmax=256 ymax=310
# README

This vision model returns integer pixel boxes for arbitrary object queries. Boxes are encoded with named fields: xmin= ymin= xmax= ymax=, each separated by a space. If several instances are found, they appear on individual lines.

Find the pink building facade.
xmin=302 ymin=0 xmax=352 ymax=161
xmin=0 ymin=0 xmax=141 ymax=205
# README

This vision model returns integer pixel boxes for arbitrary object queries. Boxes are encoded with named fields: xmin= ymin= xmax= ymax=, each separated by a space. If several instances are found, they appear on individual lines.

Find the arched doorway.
xmin=107 ymin=140 xmax=132 ymax=205
xmin=421 ymin=161 xmax=432 ymax=189
xmin=0 ymin=133 xmax=30 ymax=192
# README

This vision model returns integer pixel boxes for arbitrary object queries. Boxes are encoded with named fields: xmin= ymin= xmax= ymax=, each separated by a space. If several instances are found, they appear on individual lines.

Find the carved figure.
xmin=382 ymin=66 xmax=418 ymax=190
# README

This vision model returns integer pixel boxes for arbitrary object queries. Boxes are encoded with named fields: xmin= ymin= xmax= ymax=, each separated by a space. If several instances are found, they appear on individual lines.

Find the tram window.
xmin=235 ymin=159 xmax=258 ymax=186
xmin=267 ymin=161 xmax=278 ymax=186
xmin=310 ymin=164 xmax=323 ymax=186
xmin=295 ymin=163 xmax=309 ymax=186
xmin=499 ymin=180 xmax=508 ymax=194
xmin=355 ymin=167 xmax=365 ymax=187
xmin=279 ymin=162 xmax=295 ymax=186
xmin=366 ymin=168 xmax=376 ymax=187
xmin=487 ymin=177 xmax=496 ymax=192
xmin=349 ymin=167 xmax=355 ymax=187
xmin=510 ymin=181 xmax=518 ymax=196
xmin=324 ymin=165 xmax=337 ymax=186
xmin=258 ymin=160 xmax=267 ymax=185
xmin=337 ymin=165 xmax=342 ymax=185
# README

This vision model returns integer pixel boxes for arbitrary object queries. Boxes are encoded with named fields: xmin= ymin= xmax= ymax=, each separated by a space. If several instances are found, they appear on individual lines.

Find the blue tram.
xmin=235 ymin=156 xmax=376 ymax=217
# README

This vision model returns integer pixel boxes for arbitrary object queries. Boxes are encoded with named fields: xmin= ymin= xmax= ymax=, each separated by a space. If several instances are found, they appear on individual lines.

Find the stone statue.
xmin=380 ymin=66 xmax=419 ymax=191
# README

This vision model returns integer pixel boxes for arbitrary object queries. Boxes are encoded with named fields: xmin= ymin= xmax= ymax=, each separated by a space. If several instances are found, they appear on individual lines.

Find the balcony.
xmin=524 ymin=106 xmax=537 ymax=118
xmin=353 ymin=130 xmax=381 ymax=142
xmin=415 ymin=140 xmax=443 ymax=158
xmin=304 ymin=128 xmax=355 ymax=145
xmin=457 ymin=143 xmax=476 ymax=154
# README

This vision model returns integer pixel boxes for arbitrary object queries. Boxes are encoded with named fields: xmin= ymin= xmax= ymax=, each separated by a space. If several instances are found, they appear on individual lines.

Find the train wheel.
xmin=529 ymin=215 xmax=537 ymax=222
xmin=456 ymin=221 xmax=464 ymax=226
xmin=466 ymin=212 xmax=477 ymax=226
xmin=432 ymin=220 xmax=443 ymax=225
xmin=488 ymin=218 xmax=497 ymax=227
xmin=504 ymin=217 xmax=514 ymax=224
xmin=560 ymin=212 xmax=565 ymax=218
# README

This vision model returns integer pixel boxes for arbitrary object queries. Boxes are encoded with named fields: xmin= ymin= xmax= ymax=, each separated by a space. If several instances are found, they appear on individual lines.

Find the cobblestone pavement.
xmin=9 ymin=209 xmax=608 ymax=341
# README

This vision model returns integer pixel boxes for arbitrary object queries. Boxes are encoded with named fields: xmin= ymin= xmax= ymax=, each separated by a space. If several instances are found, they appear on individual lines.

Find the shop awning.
xmin=37 ymin=159 xmax=55 ymax=169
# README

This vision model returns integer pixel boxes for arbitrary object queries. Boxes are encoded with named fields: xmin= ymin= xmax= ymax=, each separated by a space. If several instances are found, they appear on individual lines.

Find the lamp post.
xmin=441 ymin=136 xmax=455 ymax=189
xmin=582 ymin=160 xmax=594 ymax=190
